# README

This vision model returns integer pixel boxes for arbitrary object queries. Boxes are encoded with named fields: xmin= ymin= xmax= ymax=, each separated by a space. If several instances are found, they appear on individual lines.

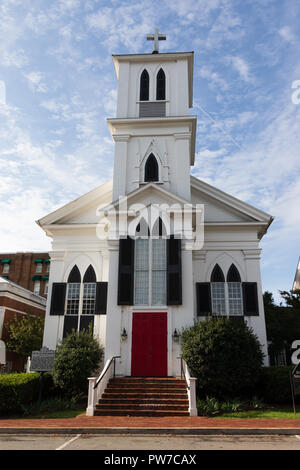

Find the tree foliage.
xmin=52 ymin=328 xmax=104 ymax=399
xmin=6 ymin=315 xmax=44 ymax=361
xmin=264 ymin=290 xmax=300 ymax=356
xmin=181 ymin=317 xmax=264 ymax=399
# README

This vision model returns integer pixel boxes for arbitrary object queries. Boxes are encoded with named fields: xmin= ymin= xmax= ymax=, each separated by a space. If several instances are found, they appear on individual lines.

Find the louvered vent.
xmin=139 ymin=102 xmax=166 ymax=117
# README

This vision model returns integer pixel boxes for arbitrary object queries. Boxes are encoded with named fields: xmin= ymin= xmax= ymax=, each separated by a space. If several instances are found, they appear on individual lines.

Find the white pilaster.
xmin=112 ymin=135 xmax=131 ymax=201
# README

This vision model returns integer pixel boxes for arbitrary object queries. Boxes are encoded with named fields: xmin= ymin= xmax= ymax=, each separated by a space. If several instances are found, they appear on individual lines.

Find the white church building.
xmin=38 ymin=33 xmax=273 ymax=414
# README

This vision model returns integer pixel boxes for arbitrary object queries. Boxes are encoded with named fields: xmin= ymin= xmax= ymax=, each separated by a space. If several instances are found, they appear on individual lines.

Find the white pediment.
xmin=190 ymin=176 xmax=272 ymax=224
xmin=37 ymin=176 xmax=273 ymax=240
xmin=104 ymin=182 xmax=191 ymax=214
xmin=37 ymin=180 xmax=113 ymax=227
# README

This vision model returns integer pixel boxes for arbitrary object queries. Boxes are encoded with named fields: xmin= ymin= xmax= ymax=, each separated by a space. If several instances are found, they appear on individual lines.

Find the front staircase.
xmin=94 ymin=377 xmax=189 ymax=416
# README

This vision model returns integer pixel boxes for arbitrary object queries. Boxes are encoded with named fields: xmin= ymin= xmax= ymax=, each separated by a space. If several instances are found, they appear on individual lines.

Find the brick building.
xmin=0 ymin=252 xmax=50 ymax=298
xmin=0 ymin=277 xmax=46 ymax=371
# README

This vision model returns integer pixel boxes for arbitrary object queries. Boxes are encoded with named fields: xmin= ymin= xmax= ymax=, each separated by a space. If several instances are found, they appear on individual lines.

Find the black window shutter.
xmin=118 ymin=237 xmax=135 ymax=305
xmin=167 ymin=237 xmax=182 ymax=305
xmin=49 ymin=282 xmax=66 ymax=315
xmin=63 ymin=316 xmax=78 ymax=338
xmin=196 ymin=282 xmax=212 ymax=316
xmin=95 ymin=282 xmax=108 ymax=314
xmin=79 ymin=315 xmax=94 ymax=332
xmin=242 ymin=282 xmax=259 ymax=316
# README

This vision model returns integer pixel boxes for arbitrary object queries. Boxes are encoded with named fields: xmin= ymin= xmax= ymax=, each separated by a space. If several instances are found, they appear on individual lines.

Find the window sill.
xmin=137 ymin=100 xmax=169 ymax=104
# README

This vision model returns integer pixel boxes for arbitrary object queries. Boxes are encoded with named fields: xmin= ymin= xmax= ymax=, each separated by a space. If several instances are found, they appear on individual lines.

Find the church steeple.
xmin=108 ymin=36 xmax=197 ymax=201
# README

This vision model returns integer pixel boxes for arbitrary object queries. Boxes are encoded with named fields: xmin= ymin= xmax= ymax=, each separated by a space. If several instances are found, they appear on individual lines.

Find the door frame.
xmin=129 ymin=310 xmax=172 ymax=377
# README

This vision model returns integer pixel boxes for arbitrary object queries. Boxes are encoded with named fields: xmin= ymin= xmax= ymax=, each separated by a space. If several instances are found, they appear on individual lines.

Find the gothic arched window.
xmin=144 ymin=153 xmax=159 ymax=182
xmin=210 ymin=264 xmax=226 ymax=315
xmin=83 ymin=264 xmax=96 ymax=283
xmin=82 ymin=265 xmax=97 ymax=316
xmin=64 ymin=264 xmax=98 ymax=337
xmin=66 ymin=265 xmax=81 ymax=317
xmin=67 ymin=265 xmax=81 ymax=283
xmin=227 ymin=264 xmax=243 ymax=316
xmin=156 ymin=68 xmax=166 ymax=100
xmin=211 ymin=264 xmax=225 ymax=282
xmin=140 ymin=69 xmax=149 ymax=101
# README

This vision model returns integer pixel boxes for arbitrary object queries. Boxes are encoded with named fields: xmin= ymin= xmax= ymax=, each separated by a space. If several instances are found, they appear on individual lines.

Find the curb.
xmin=0 ymin=427 xmax=300 ymax=435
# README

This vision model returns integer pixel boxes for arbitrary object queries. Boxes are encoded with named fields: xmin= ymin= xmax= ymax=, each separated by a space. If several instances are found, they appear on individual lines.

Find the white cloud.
xmin=24 ymin=71 xmax=48 ymax=93
xmin=199 ymin=65 xmax=229 ymax=92
xmin=226 ymin=56 xmax=252 ymax=83
xmin=279 ymin=26 xmax=296 ymax=44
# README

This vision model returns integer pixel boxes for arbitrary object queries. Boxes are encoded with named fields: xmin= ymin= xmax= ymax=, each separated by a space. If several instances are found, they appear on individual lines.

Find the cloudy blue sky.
xmin=0 ymin=0 xmax=299 ymax=303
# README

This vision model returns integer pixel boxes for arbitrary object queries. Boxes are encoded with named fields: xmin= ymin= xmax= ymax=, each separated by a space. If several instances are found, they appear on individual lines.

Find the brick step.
xmin=96 ymin=403 xmax=188 ymax=411
xmin=105 ymin=384 xmax=186 ymax=393
xmin=100 ymin=398 xmax=189 ymax=405
xmin=94 ymin=410 xmax=190 ymax=417
xmin=110 ymin=377 xmax=185 ymax=384
xmin=101 ymin=392 xmax=187 ymax=400
xmin=94 ymin=376 xmax=189 ymax=417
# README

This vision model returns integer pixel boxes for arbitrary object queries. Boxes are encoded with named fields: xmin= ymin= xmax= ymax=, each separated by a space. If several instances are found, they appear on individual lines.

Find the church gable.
xmin=37 ymin=180 xmax=113 ymax=226
xmin=191 ymin=186 xmax=253 ymax=223
xmin=105 ymin=182 xmax=191 ymax=217
xmin=191 ymin=176 xmax=272 ymax=225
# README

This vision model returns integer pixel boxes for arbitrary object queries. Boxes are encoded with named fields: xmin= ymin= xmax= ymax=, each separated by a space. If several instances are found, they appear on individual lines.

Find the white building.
xmin=38 ymin=39 xmax=273 ymax=387
xmin=293 ymin=257 xmax=300 ymax=291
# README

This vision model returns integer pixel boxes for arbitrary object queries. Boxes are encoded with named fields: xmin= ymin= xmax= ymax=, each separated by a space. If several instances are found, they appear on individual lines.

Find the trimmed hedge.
xmin=0 ymin=372 xmax=58 ymax=416
xmin=258 ymin=366 xmax=297 ymax=405
xmin=0 ymin=373 xmax=40 ymax=415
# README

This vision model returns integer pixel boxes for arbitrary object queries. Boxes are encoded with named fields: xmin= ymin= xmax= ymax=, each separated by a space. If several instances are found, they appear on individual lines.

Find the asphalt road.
xmin=1 ymin=434 xmax=300 ymax=451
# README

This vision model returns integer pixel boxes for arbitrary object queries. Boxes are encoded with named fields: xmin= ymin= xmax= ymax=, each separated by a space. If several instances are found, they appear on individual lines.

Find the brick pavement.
xmin=1 ymin=415 xmax=300 ymax=429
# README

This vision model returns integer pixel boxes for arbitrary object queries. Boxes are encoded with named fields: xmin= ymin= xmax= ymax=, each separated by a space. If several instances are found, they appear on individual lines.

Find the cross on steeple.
xmin=146 ymin=28 xmax=166 ymax=54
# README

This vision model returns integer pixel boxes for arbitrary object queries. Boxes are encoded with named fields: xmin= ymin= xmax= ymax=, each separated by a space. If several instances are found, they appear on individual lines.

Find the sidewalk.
xmin=1 ymin=415 xmax=300 ymax=435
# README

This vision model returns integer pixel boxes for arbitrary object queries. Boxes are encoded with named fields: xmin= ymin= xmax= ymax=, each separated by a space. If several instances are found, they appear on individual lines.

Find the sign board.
xmin=290 ymin=362 xmax=300 ymax=414
xmin=292 ymin=362 xmax=300 ymax=396
xmin=31 ymin=347 xmax=55 ymax=372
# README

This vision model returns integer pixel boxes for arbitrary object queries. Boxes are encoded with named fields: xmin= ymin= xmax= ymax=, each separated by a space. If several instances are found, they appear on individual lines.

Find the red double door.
xmin=131 ymin=312 xmax=168 ymax=377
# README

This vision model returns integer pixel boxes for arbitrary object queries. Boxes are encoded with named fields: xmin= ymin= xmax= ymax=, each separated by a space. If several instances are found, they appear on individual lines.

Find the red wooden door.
xmin=131 ymin=312 xmax=167 ymax=376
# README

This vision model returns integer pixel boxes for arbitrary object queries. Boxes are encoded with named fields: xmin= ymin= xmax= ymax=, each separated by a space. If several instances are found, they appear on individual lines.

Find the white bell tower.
xmin=107 ymin=35 xmax=197 ymax=202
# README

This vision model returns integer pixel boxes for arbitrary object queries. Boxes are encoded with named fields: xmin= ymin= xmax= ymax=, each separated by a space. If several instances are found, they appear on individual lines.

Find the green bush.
xmin=258 ymin=366 xmax=296 ymax=404
xmin=0 ymin=373 xmax=40 ymax=415
xmin=181 ymin=317 xmax=264 ymax=399
xmin=197 ymin=396 xmax=264 ymax=416
xmin=52 ymin=328 xmax=104 ymax=399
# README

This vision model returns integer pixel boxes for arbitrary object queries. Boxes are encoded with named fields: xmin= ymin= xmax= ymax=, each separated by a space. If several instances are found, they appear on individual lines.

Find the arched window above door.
xmin=144 ymin=153 xmax=159 ymax=182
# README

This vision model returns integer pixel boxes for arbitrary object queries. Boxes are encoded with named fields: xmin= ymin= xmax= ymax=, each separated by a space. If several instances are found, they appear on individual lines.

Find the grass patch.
xmin=0 ymin=397 xmax=86 ymax=420
xmin=215 ymin=408 xmax=300 ymax=419
xmin=19 ymin=408 xmax=85 ymax=419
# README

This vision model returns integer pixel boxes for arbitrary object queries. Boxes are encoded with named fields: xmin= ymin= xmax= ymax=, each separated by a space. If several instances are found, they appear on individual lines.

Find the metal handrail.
xmin=177 ymin=356 xmax=190 ymax=390
xmin=94 ymin=355 xmax=121 ymax=389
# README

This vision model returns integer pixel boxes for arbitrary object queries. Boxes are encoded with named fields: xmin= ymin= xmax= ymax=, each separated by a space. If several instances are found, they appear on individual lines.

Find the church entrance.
xmin=131 ymin=312 xmax=168 ymax=376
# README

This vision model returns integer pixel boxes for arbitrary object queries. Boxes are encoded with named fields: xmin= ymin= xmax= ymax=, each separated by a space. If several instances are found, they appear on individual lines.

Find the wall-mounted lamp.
xmin=121 ymin=328 xmax=128 ymax=341
xmin=172 ymin=328 xmax=180 ymax=342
